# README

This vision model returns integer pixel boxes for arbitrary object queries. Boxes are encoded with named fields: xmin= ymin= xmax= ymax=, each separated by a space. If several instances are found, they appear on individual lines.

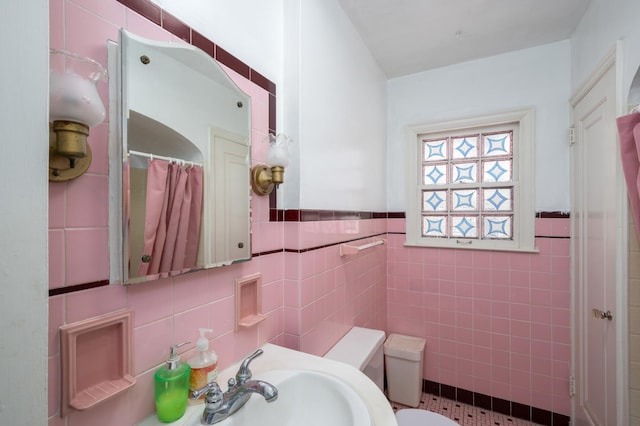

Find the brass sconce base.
xmin=49 ymin=122 xmax=92 ymax=182
xmin=251 ymin=165 xmax=275 ymax=195
xmin=251 ymin=165 xmax=285 ymax=196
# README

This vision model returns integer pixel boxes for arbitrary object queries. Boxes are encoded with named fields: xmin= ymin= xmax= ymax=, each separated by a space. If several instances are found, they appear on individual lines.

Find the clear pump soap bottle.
xmin=154 ymin=342 xmax=191 ymax=423
xmin=188 ymin=328 xmax=218 ymax=402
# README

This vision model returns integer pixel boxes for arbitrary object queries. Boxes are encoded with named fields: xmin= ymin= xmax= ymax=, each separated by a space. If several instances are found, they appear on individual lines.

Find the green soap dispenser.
xmin=154 ymin=342 xmax=191 ymax=423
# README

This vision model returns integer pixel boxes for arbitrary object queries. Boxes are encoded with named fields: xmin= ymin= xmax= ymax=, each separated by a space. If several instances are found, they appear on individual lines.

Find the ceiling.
xmin=337 ymin=0 xmax=592 ymax=78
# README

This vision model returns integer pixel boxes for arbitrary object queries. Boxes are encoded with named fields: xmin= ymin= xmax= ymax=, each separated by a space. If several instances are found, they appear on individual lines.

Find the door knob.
xmin=592 ymin=308 xmax=613 ymax=321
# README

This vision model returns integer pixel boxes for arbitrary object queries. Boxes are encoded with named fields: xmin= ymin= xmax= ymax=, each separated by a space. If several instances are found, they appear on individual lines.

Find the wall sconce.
xmin=49 ymin=49 xmax=107 ymax=181
xmin=251 ymin=133 xmax=292 ymax=195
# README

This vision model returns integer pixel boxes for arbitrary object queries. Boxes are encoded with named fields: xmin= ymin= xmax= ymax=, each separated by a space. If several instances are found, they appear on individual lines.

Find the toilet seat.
xmin=395 ymin=409 xmax=459 ymax=425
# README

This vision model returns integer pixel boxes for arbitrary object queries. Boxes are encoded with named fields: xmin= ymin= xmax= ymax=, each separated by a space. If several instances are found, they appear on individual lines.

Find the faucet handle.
xmin=236 ymin=348 xmax=263 ymax=384
xmin=190 ymin=381 xmax=223 ymax=407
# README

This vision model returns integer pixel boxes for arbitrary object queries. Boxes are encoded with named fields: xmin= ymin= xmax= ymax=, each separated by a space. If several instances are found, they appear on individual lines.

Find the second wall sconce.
xmin=49 ymin=49 xmax=107 ymax=181
xmin=251 ymin=133 xmax=292 ymax=195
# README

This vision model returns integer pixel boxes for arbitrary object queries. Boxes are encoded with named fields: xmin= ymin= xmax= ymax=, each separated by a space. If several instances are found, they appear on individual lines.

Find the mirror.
xmin=108 ymin=30 xmax=252 ymax=285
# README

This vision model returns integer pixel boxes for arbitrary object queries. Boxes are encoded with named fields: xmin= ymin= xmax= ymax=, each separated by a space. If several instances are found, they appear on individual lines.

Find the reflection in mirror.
xmin=108 ymin=30 xmax=252 ymax=285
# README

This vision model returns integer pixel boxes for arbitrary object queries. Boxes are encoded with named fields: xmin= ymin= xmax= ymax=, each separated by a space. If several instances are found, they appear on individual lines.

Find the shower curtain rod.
xmin=128 ymin=150 xmax=203 ymax=167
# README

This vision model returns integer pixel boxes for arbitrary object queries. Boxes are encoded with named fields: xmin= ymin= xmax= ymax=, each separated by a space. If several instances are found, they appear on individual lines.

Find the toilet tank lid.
xmin=324 ymin=327 xmax=386 ymax=370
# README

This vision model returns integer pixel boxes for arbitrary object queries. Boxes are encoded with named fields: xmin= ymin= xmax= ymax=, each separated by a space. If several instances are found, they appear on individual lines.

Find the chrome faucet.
xmin=190 ymin=349 xmax=278 ymax=425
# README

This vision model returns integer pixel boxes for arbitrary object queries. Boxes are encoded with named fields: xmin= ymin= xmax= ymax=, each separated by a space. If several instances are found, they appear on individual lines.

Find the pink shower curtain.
xmin=616 ymin=113 xmax=640 ymax=240
xmin=137 ymin=159 xmax=203 ymax=277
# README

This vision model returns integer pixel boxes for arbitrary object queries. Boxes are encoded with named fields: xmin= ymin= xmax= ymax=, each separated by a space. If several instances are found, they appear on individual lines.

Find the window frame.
xmin=405 ymin=108 xmax=536 ymax=252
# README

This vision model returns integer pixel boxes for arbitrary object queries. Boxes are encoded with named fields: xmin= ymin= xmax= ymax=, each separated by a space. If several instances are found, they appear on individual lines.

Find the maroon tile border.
xmin=267 ymin=210 xmax=570 ymax=223
xmin=423 ymin=379 xmax=570 ymax=426
xmin=118 ymin=0 xmax=160 ymax=25
xmin=161 ymin=10 xmax=190 ymax=43
xmin=216 ymin=45 xmax=250 ymax=80
xmin=49 ymin=280 xmax=109 ymax=297
xmin=114 ymin=0 xmax=276 ymax=99
xmin=536 ymin=211 xmax=570 ymax=218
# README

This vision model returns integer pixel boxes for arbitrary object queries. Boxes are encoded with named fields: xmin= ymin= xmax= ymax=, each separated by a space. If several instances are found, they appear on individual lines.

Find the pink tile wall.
xmin=283 ymin=232 xmax=388 ymax=356
xmin=48 ymin=1 xmax=282 ymax=424
xmin=386 ymin=217 xmax=571 ymax=416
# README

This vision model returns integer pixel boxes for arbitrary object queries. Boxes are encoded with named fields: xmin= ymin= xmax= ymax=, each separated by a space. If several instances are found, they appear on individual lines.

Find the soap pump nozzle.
xmin=166 ymin=341 xmax=190 ymax=370
xmin=196 ymin=328 xmax=214 ymax=352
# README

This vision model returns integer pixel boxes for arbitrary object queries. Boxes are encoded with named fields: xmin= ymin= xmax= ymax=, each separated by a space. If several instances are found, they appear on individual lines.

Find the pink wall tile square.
xmin=49 ymin=183 xmax=66 ymax=228
xmin=551 ymin=218 xmax=570 ymax=238
xmin=129 ymin=370 xmax=155 ymax=424
xmin=48 ymin=356 xmax=60 ymax=417
xmin=208 ymin=266 xmax=237 ymax=300
xmin=234 ymin=326 xmax=260 ymax=359
xmin=127 ymin=278 xmax=173 ymax=326
xmin=65 ymin=285 xmax=127 ymax=323
xmin=86 ymin=124 xmax=110 ymax=175
xmin=173 ymin=271 xmax=214 ymax=312
xmin=49 ymin=229 xmax=65 ymax=289
xmin=257 ymin=311 xmax=280 ymax=346
xmin=262 ymin=280 xmax=283 ymax=313
xmin=535 ymin=218 xmax=553 ymax=236
xmin=65 ymin=228 xmax=110 ymax=285
xmin=209 ymin=297 xmax=235 ymax=337
xmin=49 ymin=0 xmax=64 ymax=50
xmin=70 ymin=0 xmax=126 ymax=27
xmin=49 ymin=295 xmax=64 ymax=356
xmin=174 ymin=305 xmax=210 ymax=350
xmin=132 ymin=317 xmax=173 ymax=375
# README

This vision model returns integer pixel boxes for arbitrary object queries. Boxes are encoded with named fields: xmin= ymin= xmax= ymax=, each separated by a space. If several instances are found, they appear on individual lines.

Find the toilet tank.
xmin=324 ymin=327 xmax=386 ymax=391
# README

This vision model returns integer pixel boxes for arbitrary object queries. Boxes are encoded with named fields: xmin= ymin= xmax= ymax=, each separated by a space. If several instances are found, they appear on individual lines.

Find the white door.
xmin=571 ymin=51 xmax=624 ymax=425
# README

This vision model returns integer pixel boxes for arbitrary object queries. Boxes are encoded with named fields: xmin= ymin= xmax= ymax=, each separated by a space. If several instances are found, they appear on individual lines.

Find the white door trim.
xmin=569 ymin=40 xmax=629 ymax=425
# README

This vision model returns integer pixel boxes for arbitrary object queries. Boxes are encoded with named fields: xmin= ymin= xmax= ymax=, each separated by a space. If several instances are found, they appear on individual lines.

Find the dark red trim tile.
xmin=440 ymin=384 xmax=456 ymax=400
xmin=117 ymin=0 xmax=161 ymax=25
xmin=161 ymin=11 xmax=190 ymax=42
xmin=473 ymin=392 xmax=492 ymax=410
xmin=491 ymin=396 xmax=511 ymax=416
xmin=372 ymin=212 xmax=387 ymax=219
xmin=192 ymin=30 xmax=215 ymax=58
xmin=536 ymin=211 xmax=570 ymax=218
xmin=216 ymin=45 xmax=250 ymax=79
xmin=532 ymin=407 xmax=552 ymax=426
xmin=457 ymin=388 xmax=473 ymax=406
xmin=49 ymin=280 xmax=109 ymax=297
xmin=269 ymin=93 xmax=277 ymax=133
xmin=511 ymin=402 xmax=530 ymax=421
xmin=284 ymin=209 xmax=300 ymax=222
xmin=553 ymin=413 xmax=571 ymax=426
xmin=250 ymin=68 xmax=275 ymax=95
xmin=388 ymin=212 xmax=406 ymax=219
xmin=423 ymin=380 xmax=439 ymax=395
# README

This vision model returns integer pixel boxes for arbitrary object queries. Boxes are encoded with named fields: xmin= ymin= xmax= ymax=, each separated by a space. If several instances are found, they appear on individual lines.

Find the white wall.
xmin=387 ymin=41 xmax=572 ymax=213
xmin=150 ymin=0 xmax=389 ymax=212
xmin=149 ymin=0 xmax=283 ymax=86
xmin=0 ymin=1 xmax=49 ymax=424
xmin=288 ymin=0 xmax=388 ymax=211
xmin=570 ymin=0 xmax=640 ymax=103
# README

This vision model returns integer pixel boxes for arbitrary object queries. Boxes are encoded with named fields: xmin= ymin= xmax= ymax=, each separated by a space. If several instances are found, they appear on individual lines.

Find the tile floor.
xmin=389 ymin=393 xmax=544 ymax=425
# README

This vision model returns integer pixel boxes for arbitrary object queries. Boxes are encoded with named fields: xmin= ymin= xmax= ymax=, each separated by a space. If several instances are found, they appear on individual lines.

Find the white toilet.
xmin=395 ymin=408 xmax=459 ymax=425
xmin=323 ymin=326 xmax=386 ymax=391
xmin=324 ymin=327 xmax=459 ymax=426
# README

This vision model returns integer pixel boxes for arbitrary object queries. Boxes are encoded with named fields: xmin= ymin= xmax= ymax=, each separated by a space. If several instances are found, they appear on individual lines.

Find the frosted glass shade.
xmin=265 ymin=133 xmax=291 ymax=167
xmin=49 ymin=49 xmax=107 ymax=127
xmin=50 ymin=71 xmax=105 ymax=127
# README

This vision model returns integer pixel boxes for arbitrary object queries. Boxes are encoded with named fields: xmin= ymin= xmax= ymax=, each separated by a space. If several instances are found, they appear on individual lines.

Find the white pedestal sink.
xmin=139 ymin=343 xmax=396 ymax=426
xmin=187 ymin=370 xmax=371 ymax=426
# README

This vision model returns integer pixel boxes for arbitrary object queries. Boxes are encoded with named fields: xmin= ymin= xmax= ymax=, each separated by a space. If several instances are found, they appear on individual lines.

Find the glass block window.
xmin=406 ymin=109 xmax=535 ymax=252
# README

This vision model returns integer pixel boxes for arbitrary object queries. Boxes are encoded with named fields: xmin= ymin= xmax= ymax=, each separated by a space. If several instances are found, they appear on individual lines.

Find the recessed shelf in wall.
xmin=60 ymin=310 xmax=135 ymax=417
xmin=235 ymin=273 xmax=267 ymax=330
